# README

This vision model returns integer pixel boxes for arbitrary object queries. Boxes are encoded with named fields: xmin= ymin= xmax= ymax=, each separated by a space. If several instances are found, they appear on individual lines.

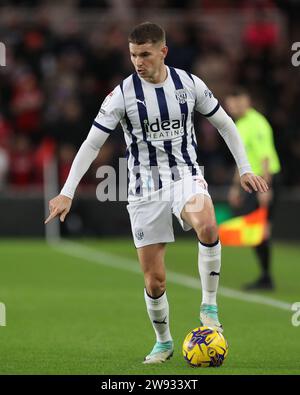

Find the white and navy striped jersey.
xmin=93 ymin=66 xmax=219 ymax=201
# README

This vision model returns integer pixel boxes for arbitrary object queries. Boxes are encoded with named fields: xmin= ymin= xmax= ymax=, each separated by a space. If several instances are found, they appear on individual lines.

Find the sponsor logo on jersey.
xmin=175 ymin=88 xmax=188 ymax=104
xmin=144 ymin=114 xmax=185 ymax=141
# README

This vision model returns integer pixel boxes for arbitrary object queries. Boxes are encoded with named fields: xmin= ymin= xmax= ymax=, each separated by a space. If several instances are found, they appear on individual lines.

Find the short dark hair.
xmin=128 ymin=22 xmax=166 ymax=45
xmin=228 ymin=86 xmax=250 ymax=97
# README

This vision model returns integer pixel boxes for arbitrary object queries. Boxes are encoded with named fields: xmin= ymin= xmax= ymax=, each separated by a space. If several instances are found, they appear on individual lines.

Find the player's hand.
xmin=228 ymin=185 xmax=242 ymax=208
xmin=44 ymin=194 xmax=72 ymax=224
xmin=240 ymin=173 xmax=269 ymax=194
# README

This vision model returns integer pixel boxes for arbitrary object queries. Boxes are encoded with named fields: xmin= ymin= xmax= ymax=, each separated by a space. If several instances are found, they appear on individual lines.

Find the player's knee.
xmin=195 ymin=222 xmax=218 ymax=244
xmin=145 ymin=275 xmax=166 ymax=298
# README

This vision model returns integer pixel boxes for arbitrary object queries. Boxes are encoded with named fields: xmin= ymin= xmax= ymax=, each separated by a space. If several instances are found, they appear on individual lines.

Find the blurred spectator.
xmin=58 ymin=144 xmax=77 ymax=188
xmin=9 ymin=135 xmax=34 ymax=186
xmin=0 ymin=113 xmax=13 ymax=148
xmin=46 ymin=98 xmax=87 ymax=149
xmin=10 ymin=72 xmax=44 ymax=143
xmin=0 ymin=146 xmax=9 ymax=190
xmin=0 ymin=0 xmax=39 ymax=5
xmin=78 ymin=0 xmax=109 ymax=8
xmin=243 ymin=9 xmax=279 ymax=52
xmin=166 ymin=24 xmax=197 ymax=70
xmin=32 ymin=137 xmax=56 ymax=185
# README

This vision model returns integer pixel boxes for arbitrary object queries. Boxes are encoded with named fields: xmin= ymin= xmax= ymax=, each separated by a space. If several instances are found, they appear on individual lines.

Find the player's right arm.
xmin=44 ymin=127 xmax=108 ymax=224
xmin=44 ymin=86 xmax=125 ymax=224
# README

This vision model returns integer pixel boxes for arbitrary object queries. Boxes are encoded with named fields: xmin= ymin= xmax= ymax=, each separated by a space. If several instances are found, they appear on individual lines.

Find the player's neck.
xmin=144 ymin=65 xmax=168 ymax=84
xmin=237 ymin=107 xmax=251 ymax=119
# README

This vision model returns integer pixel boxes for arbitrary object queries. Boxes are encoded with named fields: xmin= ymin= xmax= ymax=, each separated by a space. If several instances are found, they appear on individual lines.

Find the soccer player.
xmin=226 ymin=87 xmax=281 ymax=290
xmin=45 ymin=22 xmax=268 ymax=364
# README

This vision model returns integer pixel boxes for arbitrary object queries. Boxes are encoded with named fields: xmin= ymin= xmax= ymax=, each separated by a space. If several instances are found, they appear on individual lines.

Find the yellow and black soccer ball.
xmin=182 ymin=326 xmax=228 ymax=367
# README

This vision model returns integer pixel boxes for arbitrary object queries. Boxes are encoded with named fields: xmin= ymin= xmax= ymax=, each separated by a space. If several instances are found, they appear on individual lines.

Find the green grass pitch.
xmin=0 ymin=238 xmax=299 ymax=375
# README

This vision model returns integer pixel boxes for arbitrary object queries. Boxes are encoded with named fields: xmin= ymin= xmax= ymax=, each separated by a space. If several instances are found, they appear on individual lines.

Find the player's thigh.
xmin=181 ymin=193 xmax=217 ymax=232
xmin=172 ymin=174 xmax=211 ymax=232
xmin=137 ymin=242 xmax=167 ymax=278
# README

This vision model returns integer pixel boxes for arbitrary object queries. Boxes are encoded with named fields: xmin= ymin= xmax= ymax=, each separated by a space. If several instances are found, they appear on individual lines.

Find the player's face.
xmin=225 ymin=95 xmax=251 ymax=119
xmin=129 ymin=41 xmax=168 ymax=82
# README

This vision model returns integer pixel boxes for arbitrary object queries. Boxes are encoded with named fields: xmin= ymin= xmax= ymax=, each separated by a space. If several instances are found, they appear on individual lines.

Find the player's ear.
xmin=161 ymin=45 xmax=168 ymax=59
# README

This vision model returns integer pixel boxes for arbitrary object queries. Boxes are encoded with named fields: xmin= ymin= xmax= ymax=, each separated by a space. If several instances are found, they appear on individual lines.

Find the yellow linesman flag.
xmin=219 ymin=208 xmax=268 ymax=246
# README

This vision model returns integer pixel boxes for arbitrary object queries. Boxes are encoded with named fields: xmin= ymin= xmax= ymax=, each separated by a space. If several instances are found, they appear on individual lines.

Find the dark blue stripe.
xmin=155 ymin=87 xmax=169 ymax=121
xmin=189 ymin=110 xmax=198 ymax=158
xmin=203 ymin=102 xmax=220 ymax=117
xmin=120 ymin=82 xmax=143 ymax=196
xmin=191 ymin=127 xmax=199 ymax=164
xmin=93 ymin=120 xmax=113 ymax=134
xmin=132 ymin=73 xmax=162 ymax=191
xmin=191 ymin=128 xmax=198 ymax=152
xmin=155 ymin=87 xmax=180 ymax=182
xmin=124 ymin=112 xmax=142 ymax=196
xmin=186 ymin=71 xmax=195 ymax=85
xmin=132 ymin=73 xmax=149 ymax=142
xmin=169 ymin=67 xmax=197 ymax=176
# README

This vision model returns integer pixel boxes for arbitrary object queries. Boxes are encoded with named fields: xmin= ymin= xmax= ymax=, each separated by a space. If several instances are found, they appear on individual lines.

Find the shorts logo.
xmin=175 ymin=89 xmax=187 ymax=104
xmin=135 ymin=228 xmax=144 ymax=241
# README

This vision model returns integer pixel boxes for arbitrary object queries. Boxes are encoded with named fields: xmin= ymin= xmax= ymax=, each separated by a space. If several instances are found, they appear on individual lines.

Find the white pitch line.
xmin=51 ymin=240 xmax=292 ymax=312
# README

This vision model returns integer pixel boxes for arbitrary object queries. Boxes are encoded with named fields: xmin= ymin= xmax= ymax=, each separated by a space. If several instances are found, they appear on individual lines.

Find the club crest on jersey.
xmin=175 ymin=89 xmax=187 ymax=104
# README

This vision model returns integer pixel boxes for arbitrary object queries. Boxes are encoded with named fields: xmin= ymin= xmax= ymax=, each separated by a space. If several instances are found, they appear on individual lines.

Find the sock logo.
xmin=153 ymin=316 xmax=167 ymax=325
xmin=210 ymin=271 xmax=220 ymax=276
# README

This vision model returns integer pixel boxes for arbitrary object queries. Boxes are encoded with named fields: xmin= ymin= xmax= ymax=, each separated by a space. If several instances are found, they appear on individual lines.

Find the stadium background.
xmin=0 ymin=0 xmax=300 ymax=375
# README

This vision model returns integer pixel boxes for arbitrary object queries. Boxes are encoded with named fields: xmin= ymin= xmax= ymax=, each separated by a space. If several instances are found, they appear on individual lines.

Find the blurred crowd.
xmin=0 ymin=0 xmax=300 ymax=192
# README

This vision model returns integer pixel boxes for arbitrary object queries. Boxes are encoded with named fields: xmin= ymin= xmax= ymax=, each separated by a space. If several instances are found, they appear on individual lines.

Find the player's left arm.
xmin=193 ymin=77 xmax=268 ymax=193
xmin=208 ymin=107 xmax=268 ymax=193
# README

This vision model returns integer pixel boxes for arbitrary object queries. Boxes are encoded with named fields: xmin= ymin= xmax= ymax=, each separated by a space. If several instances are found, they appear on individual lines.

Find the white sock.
xmin=144 ymin=288 xmax=172 ymax=343
xmin=198 ymin=240 xmax=221 ymax=306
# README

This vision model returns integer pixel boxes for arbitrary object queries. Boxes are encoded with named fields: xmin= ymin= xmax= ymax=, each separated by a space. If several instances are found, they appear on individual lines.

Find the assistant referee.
xmin=226 ymin=87 xmax=281 ymax=290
